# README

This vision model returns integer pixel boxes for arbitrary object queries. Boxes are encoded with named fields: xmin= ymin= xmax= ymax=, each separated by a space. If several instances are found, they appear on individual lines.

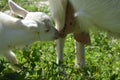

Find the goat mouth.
xmin=53 ymin=29 xmax=60 ymax=39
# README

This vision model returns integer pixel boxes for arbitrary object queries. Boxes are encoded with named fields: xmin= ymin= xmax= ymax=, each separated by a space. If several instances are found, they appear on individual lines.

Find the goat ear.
xmin=8 ymin=0 xmax=28 ymax=18
xmin=21 ymin=20 xmax=38 ymax=31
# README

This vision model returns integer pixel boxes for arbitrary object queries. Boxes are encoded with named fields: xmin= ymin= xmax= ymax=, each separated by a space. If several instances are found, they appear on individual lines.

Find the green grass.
xmin=0 ymin=0 xmax=120 ymax=80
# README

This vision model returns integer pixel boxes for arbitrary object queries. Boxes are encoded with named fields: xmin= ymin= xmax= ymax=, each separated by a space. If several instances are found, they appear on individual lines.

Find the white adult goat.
xmin=0 ymin=0 xmax=58 ymax=65
xmin=48 ymin=0 xmax=120 ymax=68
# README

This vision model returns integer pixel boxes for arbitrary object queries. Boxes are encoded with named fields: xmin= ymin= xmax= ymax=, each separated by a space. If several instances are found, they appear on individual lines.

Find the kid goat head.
xmin=0 ymin=0 xmax=58 ymax=65
xmin=9 ymin=0 xmax=59 ymax=41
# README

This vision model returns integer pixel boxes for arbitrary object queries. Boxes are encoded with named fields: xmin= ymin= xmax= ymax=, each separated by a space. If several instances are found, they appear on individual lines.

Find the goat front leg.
xmin=56 ymin=38 xmax=65 ymax=65
xmin=48 ymin=0 xmax=67 ymax=66
xmin=3 ymin=50 xmax=18 ymax=64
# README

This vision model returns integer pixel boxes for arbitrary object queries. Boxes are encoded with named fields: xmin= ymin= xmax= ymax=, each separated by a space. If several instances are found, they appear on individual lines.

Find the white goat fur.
xmin=48 ymin=0 xmax=67 ymax=65
xmin=70 ymin=0 xmax=120 ymax=35
xmin=0 ymin=0 xmax=58 ymax=64
xmin=49 ymin=0 xmax=120 ymax=68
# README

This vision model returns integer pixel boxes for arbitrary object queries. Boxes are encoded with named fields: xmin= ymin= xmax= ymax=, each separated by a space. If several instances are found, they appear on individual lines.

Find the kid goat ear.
xmin=8 ymin=0 xmax=28 ymax=18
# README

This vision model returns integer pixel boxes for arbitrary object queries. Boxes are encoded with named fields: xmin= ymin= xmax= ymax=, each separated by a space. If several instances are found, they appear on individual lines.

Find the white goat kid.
xmin=49 ymin=0 xmax=120 ymax=68
xmin=0 ymin=0 xmax=58 ymax=65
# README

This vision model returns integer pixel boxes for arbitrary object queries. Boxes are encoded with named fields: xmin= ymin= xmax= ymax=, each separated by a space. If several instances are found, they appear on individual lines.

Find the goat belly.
xmin=70 ymin=0 xmax=120 ymax=35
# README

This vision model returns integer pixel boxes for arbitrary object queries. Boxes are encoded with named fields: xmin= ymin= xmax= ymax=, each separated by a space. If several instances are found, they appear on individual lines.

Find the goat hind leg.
xmin=74 ymin=32 xmax=90 ymax=68
xmin=75 ymin=41 xmax=85 ymax=68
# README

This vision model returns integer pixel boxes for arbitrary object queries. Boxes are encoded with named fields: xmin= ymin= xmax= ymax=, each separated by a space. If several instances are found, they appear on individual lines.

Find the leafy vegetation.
xmin=0 ymin=0 xmax=120 ymax=80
